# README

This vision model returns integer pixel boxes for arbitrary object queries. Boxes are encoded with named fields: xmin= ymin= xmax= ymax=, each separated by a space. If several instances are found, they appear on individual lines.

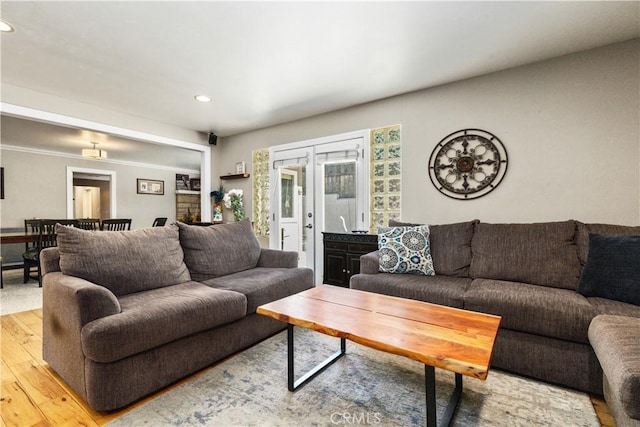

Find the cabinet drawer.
xmin=347 ymin=242 xmax=378 ymax=253
xmin=325 ymin=241 xmax=346 ymax=251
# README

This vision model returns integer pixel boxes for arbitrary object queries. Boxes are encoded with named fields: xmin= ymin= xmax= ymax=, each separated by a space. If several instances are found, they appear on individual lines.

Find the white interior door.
xmin=313 ymin=138 xmax=368 ymax=282
xmin=74 ymin=186 xmax=101 ymax=218
xmin=270 ymin=147 xmax=314 ymax=269
xmin=279 ymin=169 xmax=303 ymax=254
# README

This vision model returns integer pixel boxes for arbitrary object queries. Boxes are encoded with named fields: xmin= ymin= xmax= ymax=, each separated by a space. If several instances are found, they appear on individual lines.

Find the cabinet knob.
xmin=346 ymin=270 xmax=351 ymax=274
xmin=342 ymin=269 xmax=346 ymax=273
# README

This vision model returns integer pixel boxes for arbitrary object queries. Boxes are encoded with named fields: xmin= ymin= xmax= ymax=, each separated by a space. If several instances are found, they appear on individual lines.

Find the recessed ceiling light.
xmin=0 ymin=20 xmax=15 ymax=32
xmin=194 ymin=95 xmax=212 ymax=103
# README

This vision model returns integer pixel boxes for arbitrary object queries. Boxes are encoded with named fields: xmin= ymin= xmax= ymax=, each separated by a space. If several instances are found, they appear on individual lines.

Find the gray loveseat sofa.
xmin=350 ymin=219 xmax=640 ymax=401
xmin=41 ymin=219 xmax=313 ymax=412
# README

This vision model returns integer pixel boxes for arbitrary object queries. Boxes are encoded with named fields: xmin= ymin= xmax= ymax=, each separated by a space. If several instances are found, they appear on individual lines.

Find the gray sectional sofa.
xmin=41 ymin=219 xmax=313 ymax=412
xmin=350 ymin=219 xmax=640 ymax=406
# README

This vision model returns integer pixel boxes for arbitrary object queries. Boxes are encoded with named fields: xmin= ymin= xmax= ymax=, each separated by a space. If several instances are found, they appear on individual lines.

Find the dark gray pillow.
xmin=178 ymin=219 xmax=261 ymax=281
xmin=57 ymin=224 xmax=191 ymax=296
xmin=575 ymin=222 xmax=640 ymax=265
xmin=578 ymin=233 xmax=640 ymax=306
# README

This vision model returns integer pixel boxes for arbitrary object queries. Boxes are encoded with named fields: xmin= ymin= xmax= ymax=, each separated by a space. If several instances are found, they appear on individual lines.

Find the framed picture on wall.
xmin=137 ymin=178 xmax=164 ymax=195
xmin=176 ymin=174 xmax=189 ymax=190
xmin=190 ymin=178 xmax=201 ymax=191
xmin=235 ymin=161 xmax=246 ymax=174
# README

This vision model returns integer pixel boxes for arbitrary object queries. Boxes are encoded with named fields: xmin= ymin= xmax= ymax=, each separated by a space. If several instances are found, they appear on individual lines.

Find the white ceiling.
xmin=1 ymin=1 xmax=638 ymax=167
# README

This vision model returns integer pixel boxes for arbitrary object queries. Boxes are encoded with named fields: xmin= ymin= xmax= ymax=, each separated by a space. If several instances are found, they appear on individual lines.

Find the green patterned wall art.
xmin=252 ymin=148 xmax=270 ymax=237
xmin=370 ymin=125 xmax=402 ymax=233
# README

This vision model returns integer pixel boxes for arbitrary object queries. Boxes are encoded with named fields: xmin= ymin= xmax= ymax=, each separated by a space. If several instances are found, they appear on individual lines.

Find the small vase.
xmin=213 ymin=203 xmax=223 ymax=222
xmin=223 ymin=207 xmax=235 ymax=223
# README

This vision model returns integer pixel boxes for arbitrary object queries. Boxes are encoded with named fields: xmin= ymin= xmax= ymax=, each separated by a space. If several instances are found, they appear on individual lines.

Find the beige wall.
xmin=0 ymin=149 xmax=187 ymax=229
xmin=0 ymin=86 xmax=207 ymax=230
xmin=218 ymin=39 xmax=640 ymax=226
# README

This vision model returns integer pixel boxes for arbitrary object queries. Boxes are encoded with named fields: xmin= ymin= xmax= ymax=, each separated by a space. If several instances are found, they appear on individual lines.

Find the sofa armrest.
xmin=588 ymin=315 xmax=640 ymax=420
xmin=359 ymin=251 xmax=380 ymax=274
xmin=40 ymin=247 xmax=62 ymax=275
xmin=257 ymin=248 xmax=298 ymax=268
xmin=42 ymin=272 xmax=121 ymax=400
xmin=44 ymin=272 xmax=121 ymax=330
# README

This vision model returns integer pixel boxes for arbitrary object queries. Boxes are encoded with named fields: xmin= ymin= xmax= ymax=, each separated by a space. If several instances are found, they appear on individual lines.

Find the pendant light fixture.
xmin=82 ymin=142 xmax=107 ymax=160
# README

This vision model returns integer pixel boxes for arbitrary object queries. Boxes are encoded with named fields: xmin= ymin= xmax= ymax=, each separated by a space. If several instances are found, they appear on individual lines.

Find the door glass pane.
xmin=323 ymin=161 xmax=357 ymax=233
xmin=277 ymin=165 xmax=307 ymax=266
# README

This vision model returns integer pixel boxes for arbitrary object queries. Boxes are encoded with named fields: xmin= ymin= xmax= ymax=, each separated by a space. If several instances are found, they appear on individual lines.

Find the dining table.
xmin=0 ymin=232 xmax=39 ymax=244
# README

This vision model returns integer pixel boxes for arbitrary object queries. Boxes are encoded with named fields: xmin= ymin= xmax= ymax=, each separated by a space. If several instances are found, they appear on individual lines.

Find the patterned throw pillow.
xmin=378 ymin=225 xmax=435 ymax=275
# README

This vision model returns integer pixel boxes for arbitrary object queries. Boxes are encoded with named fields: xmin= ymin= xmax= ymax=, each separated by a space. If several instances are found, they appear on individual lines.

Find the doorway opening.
xmin=66 ymin=167 xmax=116 ymax=219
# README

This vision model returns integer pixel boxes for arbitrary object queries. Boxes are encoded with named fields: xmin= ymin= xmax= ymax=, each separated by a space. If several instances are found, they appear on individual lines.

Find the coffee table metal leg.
xmin=425 ymin=365 xmax=462 ymax=427
xmin=287 ymin=324 xmax=346 ymax=392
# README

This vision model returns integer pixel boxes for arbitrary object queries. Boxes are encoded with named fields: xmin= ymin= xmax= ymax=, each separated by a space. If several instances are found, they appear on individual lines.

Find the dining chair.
xmin=76 ymin=218 xmax=101 ymax=230
xmin=101 ymin=218 xmax=132 ymax=231
xmin=152 ymin=217 xmax=168 ymax=227
xmin=30 ymin=219 xmax=79 ymax=287
xmin=22 ymin=219 xmax=43 ymax=284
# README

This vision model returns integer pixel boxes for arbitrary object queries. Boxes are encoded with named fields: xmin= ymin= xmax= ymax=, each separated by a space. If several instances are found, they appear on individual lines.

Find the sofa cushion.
xmin=350 ymin=273 xmax=471 ymax=308
xmin=178 ymin=219 xmax=262 ymax=281
xmin=81 ymin=282 xmax=247 ymax=362
xmin=576 ymin=221 xmax=640 ymax=265
xmin=377 ymin=225 xmax=434 ymax=276
xmin=464 ymin=279 xmax=596 ymax=344
xmin=201 ymin=267 xmax=314 ymax=314
xmin=578 ymin=234 xmax=640 ymax=306
xmin=469 ymin=221 xmax=581 ymax=289
xmin=588 ymin=297 xmax=640 ymax=318
xmin=588 ymin=315 xmax=640 ymax=419
xmin=56 ymin=224 xmax=191 ymax=296
xmin=389 ymin=220 xmax=477 ymax=277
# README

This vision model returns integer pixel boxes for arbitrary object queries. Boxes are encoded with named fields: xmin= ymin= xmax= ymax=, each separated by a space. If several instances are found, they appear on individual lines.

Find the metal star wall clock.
xmin=428 ymin=129 xmax=508 ymax=200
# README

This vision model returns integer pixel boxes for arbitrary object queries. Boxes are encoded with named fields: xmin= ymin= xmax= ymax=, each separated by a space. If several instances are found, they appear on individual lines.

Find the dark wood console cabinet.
xmin=322 ymin=232 xmax=378 ymax=287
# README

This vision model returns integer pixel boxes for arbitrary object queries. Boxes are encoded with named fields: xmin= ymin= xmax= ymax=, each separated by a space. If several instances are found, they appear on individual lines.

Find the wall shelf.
xmin=220 ymin=173 xmax=250 ymax=180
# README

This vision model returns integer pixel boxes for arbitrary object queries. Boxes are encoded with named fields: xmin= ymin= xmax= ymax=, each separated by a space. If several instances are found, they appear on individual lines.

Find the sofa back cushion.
xmin=389 ymin=220 xmax=477 ymax=277
xmin=576 ymin=221 xmax=640 ymax=265
xmin=469 ymin=221 xmax=581 ymax=289
xmin=178 ymin=219 xmax=261 ymax=281
xmin=56 ymin=224 xmax=191 ymax=296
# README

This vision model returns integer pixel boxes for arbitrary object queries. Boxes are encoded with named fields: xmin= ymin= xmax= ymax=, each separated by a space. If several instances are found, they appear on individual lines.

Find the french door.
xmin=270 ymin=130 xmax=370 ymax=284
xmin=270 ymin=147 xmax=314 ymax=269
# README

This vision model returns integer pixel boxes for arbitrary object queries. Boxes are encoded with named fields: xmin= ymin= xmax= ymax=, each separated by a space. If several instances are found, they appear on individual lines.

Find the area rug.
xmin=107 ymin=328 xmax=599 ymax=427
xmin=0 ymin=270 xmax=42 ymax=315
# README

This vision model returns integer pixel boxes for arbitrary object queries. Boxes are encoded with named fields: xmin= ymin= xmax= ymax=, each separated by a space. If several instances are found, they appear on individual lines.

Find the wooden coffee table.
xmin=257 ymin=285 xmax=501 ymax=427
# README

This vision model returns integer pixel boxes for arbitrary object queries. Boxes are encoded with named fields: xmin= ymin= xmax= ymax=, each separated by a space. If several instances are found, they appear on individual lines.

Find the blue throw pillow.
xmin=578 ymin=233 xmax=640 ymax=306
xmin=378 ymin=225 xmax=435 ymax=276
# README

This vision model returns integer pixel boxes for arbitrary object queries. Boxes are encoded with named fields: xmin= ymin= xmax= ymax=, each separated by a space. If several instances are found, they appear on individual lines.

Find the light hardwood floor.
xmin=1 ymin=308 xmax=615 ymax=426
